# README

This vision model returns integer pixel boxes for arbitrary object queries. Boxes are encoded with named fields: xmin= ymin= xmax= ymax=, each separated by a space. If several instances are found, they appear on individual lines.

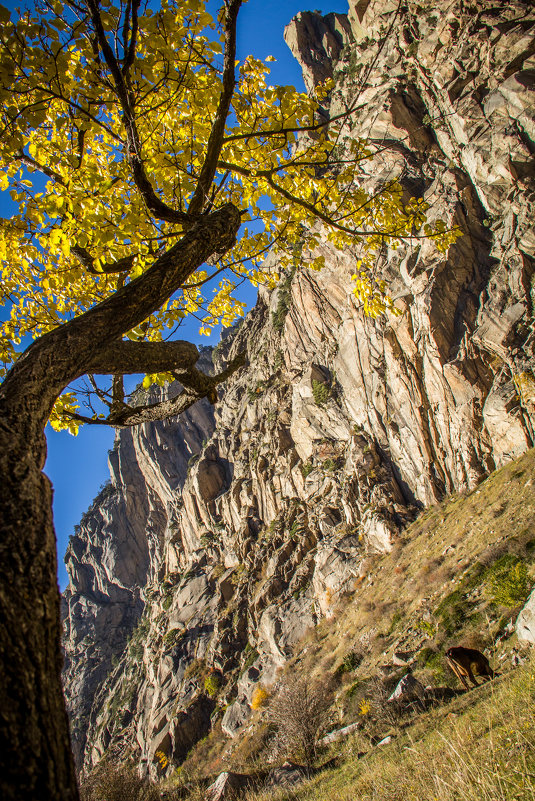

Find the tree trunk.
xmin=0 ymin=204 xmax=241 ymax=800
xmin=0 ymin=422 xmax=78 ymax=801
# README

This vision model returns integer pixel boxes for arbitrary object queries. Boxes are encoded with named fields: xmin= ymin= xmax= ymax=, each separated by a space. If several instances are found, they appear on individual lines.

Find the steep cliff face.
xmin=62 ymin=0 xmax=535 ymax=779
xmin=62 ymin=371 xmax=215 ymax=768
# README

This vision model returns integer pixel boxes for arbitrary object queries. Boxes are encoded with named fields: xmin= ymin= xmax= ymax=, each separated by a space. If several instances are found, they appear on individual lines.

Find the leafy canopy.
xmin=0 ymin=0 xmax=459 ymax=432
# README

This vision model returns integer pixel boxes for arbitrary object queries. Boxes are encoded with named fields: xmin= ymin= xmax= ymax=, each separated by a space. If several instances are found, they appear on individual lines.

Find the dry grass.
xmin=244 ymin=654 xmax=535 ymax=801
xmin=79 ymin=762 xmax=159 ymax=801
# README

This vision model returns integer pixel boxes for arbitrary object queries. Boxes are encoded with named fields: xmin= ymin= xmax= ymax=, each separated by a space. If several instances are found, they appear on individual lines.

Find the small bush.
xmin=435 ymin=589 xmax=474 ymax=637
xmin=183 ymin=658 xmax=206 ymax=683
xmin=485 ymin=555 xmax=532 ymax=607
xmin=322 ymin=457 xmax=342 ymax=472
xmin=251 ymin=685 xmax=270 ymax=710
xmin=162 ymin=593 xmax=173 ymax=611
xmin=240 ymin=645 xmax=260 ymax=675
xmin=204 ymin=672 xmax=222 ymax=698
xmin=336 ymin=650 xmax=363 ymax=675
xmin=163 ymin=628 xmax=182 ymax=648
xmin=128 ymin=617 xmax=150 ymax=661
xmin=300 ymin=461 xmax=314 ymax=478
xmin=417 ymin=647 xmax=449 ymax=684
xmin=387 ymin=611 xmax=403 ymax=634
xmin=80 ymin=762 xmax=159 ymax=801
xmin=154 ymin=750 xmax=168 ymax=770
xmin=272 ymin=266 xmax=296 ymax=332
xmin=268 ymin=675 xmax=333 ymax=767
xmin=312 ymin=379 xmax=330 ymax=406
xmin=200 ymin=530 xmax=216 ymax=546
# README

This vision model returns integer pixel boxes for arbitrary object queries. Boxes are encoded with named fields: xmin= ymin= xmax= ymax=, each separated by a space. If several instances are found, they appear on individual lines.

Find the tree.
xmin=0 ymin=0 xmax=458 ymax=798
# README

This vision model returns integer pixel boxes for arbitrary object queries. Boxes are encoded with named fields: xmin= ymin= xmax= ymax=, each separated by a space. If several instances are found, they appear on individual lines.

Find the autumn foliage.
xmin=0 ymin=0 xmax=458 ymax=433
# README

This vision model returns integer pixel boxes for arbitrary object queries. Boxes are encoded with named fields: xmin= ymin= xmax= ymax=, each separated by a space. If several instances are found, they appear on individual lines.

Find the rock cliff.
xmin=62 ymin=0 xmax=535 ymax=779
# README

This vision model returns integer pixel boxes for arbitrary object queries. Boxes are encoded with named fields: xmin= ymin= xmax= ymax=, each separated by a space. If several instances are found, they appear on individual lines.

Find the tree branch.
xmin=14 ymin=151 xmax=65 ymax=185
xmin=0 ymin=202 xmax=242 ymax=439
xmin=86 ymin=339 xmax=199 ymax=374
xmin=217 ymin=159 xmax=367 ymax=236
xmin=85 ymin=0 xmax=192 ymax=224
xmin=71 ymin=244 xmax=137 ymax=275
xmin=67 ymin=349 xmax=247 ymax=427
xmin=187 ymin=0 xmax=242 ymax=216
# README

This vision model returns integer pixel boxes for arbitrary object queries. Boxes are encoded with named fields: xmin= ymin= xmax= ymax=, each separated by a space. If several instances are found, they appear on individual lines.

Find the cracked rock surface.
xmin=62 ymin=0 xmax=535 ymax=779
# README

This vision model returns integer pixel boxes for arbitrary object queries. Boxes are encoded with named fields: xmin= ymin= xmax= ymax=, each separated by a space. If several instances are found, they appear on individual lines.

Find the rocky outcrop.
xmin=62 ymin=370 xmax=215 ymax=768
xmin=63 ymin=0 xmax=535 ymax=781
xmin=284 ymin=11 xmax=353 ymax=92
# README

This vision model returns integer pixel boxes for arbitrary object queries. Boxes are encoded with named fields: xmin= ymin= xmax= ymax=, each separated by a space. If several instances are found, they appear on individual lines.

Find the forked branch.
xmin=66 ymin=349 xmax=247 ymax=427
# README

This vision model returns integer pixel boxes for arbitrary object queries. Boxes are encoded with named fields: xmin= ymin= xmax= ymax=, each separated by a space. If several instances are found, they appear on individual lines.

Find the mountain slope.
xmin=62 ymin=0 xmax=535 ymax=781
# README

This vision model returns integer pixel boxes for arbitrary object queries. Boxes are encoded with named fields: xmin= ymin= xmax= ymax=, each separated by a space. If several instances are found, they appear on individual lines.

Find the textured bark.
xmin=72 ymin=350 xmax=247 ymax=427
xmin=0 ymin=430 xmax=78 ymax=801
xmin=87 ymin=340 xmax=200 ymax=375
xmin=0 ymin=204 xmax=241 ymax=800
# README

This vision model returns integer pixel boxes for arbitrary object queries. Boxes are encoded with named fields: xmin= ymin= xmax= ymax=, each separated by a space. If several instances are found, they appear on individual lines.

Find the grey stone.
xmin=205 ymin=771 xmax=253 ymax=801
xmin=516 ymin=588 xmax=535 ymax=645
xmin=388 ymin=673 xmax=426 ymax=703
xmin=264 ymin=763 xmax=309 ymax=791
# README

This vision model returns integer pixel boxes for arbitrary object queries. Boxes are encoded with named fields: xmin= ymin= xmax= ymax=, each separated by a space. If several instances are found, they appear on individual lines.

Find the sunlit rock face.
xmin=62 ymin=380 xmax=215 ymax=769
xmin=63 ymin=0 xmax=535 ymax=779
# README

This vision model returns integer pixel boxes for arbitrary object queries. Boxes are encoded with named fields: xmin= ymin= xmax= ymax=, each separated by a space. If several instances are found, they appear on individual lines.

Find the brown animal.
xmin=445 ymin=646 xmax=497 ymax=690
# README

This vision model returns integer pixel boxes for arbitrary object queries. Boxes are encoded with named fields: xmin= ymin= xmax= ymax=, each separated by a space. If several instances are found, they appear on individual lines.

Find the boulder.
xmin=221 ymin=699 xmax=250 ymax=738
xmin=516 ymin=588 xmax=535 ymax=644
xmin=388 ymin=673 xmax=426 ymax=703
xmin=392 ymin=651 xmax=416 ymax=667
xmin=264 ymin=762 xmax=309 ymax=791
xmin=320 ymin=720 xmax=362 ymax=745
xmin=205 ymin=771 xmax=253 ymax=801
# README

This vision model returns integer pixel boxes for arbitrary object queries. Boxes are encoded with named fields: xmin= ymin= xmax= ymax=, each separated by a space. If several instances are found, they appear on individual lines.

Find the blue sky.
xmin=0 ymin=0 xmax=348 ymax=590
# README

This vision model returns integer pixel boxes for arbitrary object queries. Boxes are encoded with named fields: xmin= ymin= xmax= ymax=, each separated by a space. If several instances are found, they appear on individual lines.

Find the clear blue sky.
xmin=0 ymin=0 xmax=348 ymax=590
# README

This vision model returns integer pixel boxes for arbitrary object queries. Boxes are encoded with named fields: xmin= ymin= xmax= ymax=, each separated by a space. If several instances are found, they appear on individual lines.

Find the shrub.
xmin=162 ymin=593 xmax=173 ymax=611
xmin=240 ymin=645 xmax=260 ymax=675
xmin=128 ymin=617 xmax=150 ymax=661
xmin=300 ymin=461 xmax=314 ymax=478
xmin=272 ymin=266 xmax=296 ymax=332
xmin=322 ymin=457 xmax=342 ymax=472
xmin=485 ymin=555 xmax=532 ymax=607
xmin=336 ymin=650 xmax=363 ymax=675
xmin=355 ymin=676 xmax=402 ymax=737
xmin=435 ymin=589 xmax=475 ymax=637
xmin=204 ymin=672 xmax=222 ymax=698
xmin=312 ymin=379 xmax=330 ymax=406
xmin=387 ymin=611 xmax=403 ymax=634
xmin=251 ymin=685 xmax=270 ymax=710
xmin=200 ymin=530 xmax=216 ymax=547
xmin=79 ymin=762 xmax=159 ymax=801
xmin=417 ymin=647 xmax=448 ymax=683
xmin=183 ymin=658 xmax=206 ymax=683
xmin=268 ymin=676 xmax=333 ymax=767
xmin=163 ymin=628 xmax=182 ymax=648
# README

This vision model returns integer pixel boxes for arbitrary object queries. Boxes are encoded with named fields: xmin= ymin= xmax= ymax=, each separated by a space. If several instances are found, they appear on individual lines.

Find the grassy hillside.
xmin=249 ymin=656 xmax=535 ymax=801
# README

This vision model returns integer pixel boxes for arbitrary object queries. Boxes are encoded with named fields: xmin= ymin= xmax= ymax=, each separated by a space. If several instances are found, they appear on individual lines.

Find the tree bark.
xmin=0 ymin=203 xmax=241 ymax=800
xmin=0 ymin=426 xmax=78 ymax=801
